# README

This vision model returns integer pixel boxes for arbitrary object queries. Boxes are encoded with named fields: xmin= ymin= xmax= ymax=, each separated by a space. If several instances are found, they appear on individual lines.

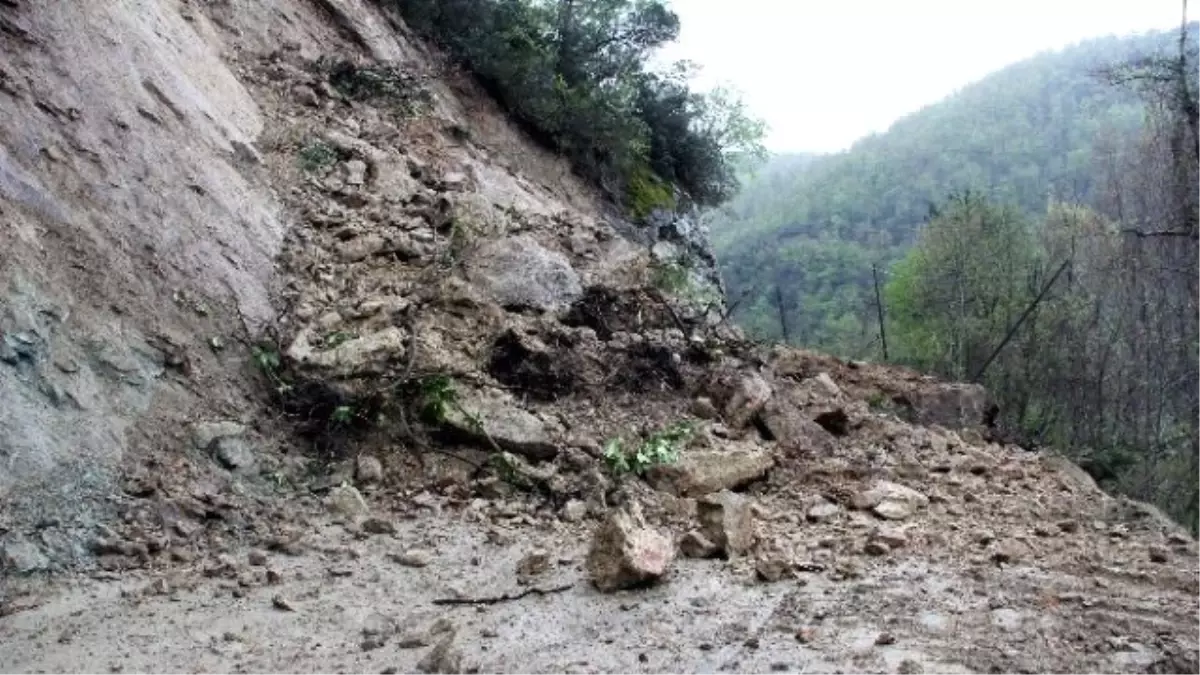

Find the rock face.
xmin=586 ymin=509 xmax=675 ymax=592
xmin=465 ymin=235 xmax=582 ymax=312
xmin=0 ymin=0 xmax=287 ymax=568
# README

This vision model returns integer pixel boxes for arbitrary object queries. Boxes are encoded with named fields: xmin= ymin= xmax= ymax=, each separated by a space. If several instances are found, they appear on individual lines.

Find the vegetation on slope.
xmin=778 ymin=21 xmax=1198 ymax=530
xmin=711 ymin=24 xmax=1197 ymax=355
xmin=384 ymin=0 xmax=766 ymax=215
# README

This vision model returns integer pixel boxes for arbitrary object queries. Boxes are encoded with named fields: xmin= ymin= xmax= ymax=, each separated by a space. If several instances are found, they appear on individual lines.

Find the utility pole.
xmin=871 ymin=263 xmax=889 ymax=361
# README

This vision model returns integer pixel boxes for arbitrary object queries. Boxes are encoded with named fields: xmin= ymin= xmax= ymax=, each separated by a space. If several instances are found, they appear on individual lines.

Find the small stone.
xmin=248 ymin=550 xmax=268 ymax=567
xmin=293 ymin=84 xmax=320 ymax=107
xmin=679 ymin=530 xmax=720 ymax=559
xmin=393 ymin=549 xmax=433 ymax=568
xmin=744 ymin=636 xmax=760 ymax=649
xmin=326 ymin=485 xmax=369 ymax=520
xmin=898 ymin=659 xmax=924 ymax=674
xmin=875 ymin=632 xmax=896 ymax=646
xmin=440 ymin=172 xmax=468 ymax=190
xmin=190 ymin=421 xmax=246 ymax=450
xmin=991 ymin=539 xmax=1030 ymax=565
xmin=561 ymin=499 xmax=587 ymax=522
xmin=345 ymin=160 xmax=368 ymax=186
xmin=1148 ymin=545 xmax=1170 ymax=563
xmin=863 ymin=541 xmax=890 ymax=556
xmin=755 ymin=555 xmax=787 ymax=582
xmin=213 ymin=436 xmax=255 ymax=471
xmin=356 ymin=455 xmax=384 ymax=484
xmin=266 ymin=569 xmax=283 ymax=585
xmin=362 ymin=517 xmax=396 ymax=535
xmin=854 ymin=481 xmax=929 ymax=515
xmin=336 ymin=234 xmax=386 ymax=262
xmin=1 ymin=537 xmax=50 ymax=575
xmin=723 ymin=374 xmax=773 ymax=429
xmin=691 ymin=397 xmax=720 ymax=420
xmin=806 ymin=501 xmax=841 ymax=523
xmin=272 ymin=594 xmax=296 ymax=612
xmin=416 ymin=630 xmax=462 ymax=674
xmin=697 ymin=490 xmax=756 ymax=557
xmin=363 ymin=612 xmax=398 ymax=638
xmin=873 ymin=500 xmax=917 ymax=521
xmin=516 ymin=549 xmax=551 ymax=579
xmin=794 ymin=627 xmax=815 ymax=644
xmin=872 ymin=527 xmax=909 ymax=549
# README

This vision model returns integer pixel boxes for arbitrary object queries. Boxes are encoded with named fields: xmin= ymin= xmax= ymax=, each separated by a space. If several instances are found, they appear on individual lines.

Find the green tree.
xmin=385 ymin=0 xmax=763 ymax=211
xmin=884 ymin=191 xmax=1038 ymax=380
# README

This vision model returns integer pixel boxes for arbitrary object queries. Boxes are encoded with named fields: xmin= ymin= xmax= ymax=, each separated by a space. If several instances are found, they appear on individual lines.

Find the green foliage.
xmin=330 ymin=405 xmax=356 ymax=426
xmin=884 ymin=191 xmax=1037 ymax=379
xmin=418 ymin=374 xmax=460 ymax=424
xmin=321 ymin=331 xmax=356 ymax=350
xmin=711 ymin=26 xmax=1193 ymax=356
xmin=252 ymin=341 xmax=293 ymax=396
xmin=298 ymin=141 xmax=338 ymax=173
xmin=603 ymin=420 xmax=695 ymax=476
xmin=383 ymin=0 xmax=763 ymax=210
xmin=626 ymin=164 xmax=676 ymax=220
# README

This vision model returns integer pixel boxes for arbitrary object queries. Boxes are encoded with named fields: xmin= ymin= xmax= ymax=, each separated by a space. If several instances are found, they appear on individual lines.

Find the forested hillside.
xmin=711 ymin=24 xmax=1198 ymax=354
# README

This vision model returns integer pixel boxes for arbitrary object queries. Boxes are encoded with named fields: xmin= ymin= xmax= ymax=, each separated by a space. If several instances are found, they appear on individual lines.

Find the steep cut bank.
xmin=0 ymin=2 xmax=1196 ymax=673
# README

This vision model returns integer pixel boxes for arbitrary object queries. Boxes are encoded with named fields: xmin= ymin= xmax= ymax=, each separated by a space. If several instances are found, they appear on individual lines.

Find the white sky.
xmin=657 ymin=0 xmax=1185 ymax=153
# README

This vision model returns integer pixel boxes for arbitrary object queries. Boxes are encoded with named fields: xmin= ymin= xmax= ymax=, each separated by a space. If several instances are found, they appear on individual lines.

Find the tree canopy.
xmin=387 ymin=0 xmax=765 ymax=213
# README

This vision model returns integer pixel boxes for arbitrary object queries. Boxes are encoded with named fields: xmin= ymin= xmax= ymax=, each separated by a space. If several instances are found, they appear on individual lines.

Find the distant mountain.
xmin=710 ymin=24 xmax=1198 ymax=355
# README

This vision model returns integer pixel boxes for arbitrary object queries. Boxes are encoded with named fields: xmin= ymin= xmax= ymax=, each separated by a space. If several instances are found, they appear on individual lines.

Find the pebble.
xmin=271 ymin=594 xmax=296 ymax=612
xmin=393 ymin=549 xmax=434 ymax=568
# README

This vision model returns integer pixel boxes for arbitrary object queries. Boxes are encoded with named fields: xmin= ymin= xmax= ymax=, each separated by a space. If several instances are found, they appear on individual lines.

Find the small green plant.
xmin=866 ymin=390 xmax=888 ymax=411
xmin=330 ymin=405 xmax=355 ymax=426
xmin=603 ymin=420 xmax=696 ymax=476
xmin=298 ymin=141 xmax=338 ymax=173
xmin=252 ymin=342 xmax=292 ymax=395
xmin=651 ymin=259 xmax=690 ymax=294
xmin=418 ymin=374 xmax=459 ymax=424
xmin=321 ymin=330 xmax=356 ymax=350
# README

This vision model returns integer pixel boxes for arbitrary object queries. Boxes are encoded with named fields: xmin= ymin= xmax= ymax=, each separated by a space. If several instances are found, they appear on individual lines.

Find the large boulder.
xmin=758 ymin=398 xmax=836 ymax=455
xmin=723 ymin=374 xmax=773 ymax=429
xmin=853 ymin=481 xmax=929 ymax=521
xmin=442 ymin=388 xmax=557 ymax=460
xmin=645 ymin=444 xmax=774 ymax=497
xmin=697 ymin=490 xmax=756 ymax=558
xmin=286 ymin=326 xmax=407 ymax=376
xmin=465 ymin=235 xmax=582 ymax=312
xmin=904 ymin=382 xmax=996 ymax=432
xmin=586 ymin=508 xmax=674 ymax=592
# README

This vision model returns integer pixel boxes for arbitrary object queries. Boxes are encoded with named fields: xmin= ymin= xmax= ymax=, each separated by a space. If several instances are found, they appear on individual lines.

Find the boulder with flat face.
xmin=586 ymin=509 xmax=674 ymax=592
xmin=465 ymin=235 xmax=582 ymax=312
xmin=646 ymin=444 xmax=774 ymax=497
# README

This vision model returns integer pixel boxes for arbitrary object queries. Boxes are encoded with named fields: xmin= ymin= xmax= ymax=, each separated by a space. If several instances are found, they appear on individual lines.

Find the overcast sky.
xmin=657 ymin=0 xmax=1185 ymax=154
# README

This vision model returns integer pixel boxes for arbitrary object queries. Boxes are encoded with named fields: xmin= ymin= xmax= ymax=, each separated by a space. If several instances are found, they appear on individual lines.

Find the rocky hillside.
xmin=0 ymin=1 xmax=1196 ymax=673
